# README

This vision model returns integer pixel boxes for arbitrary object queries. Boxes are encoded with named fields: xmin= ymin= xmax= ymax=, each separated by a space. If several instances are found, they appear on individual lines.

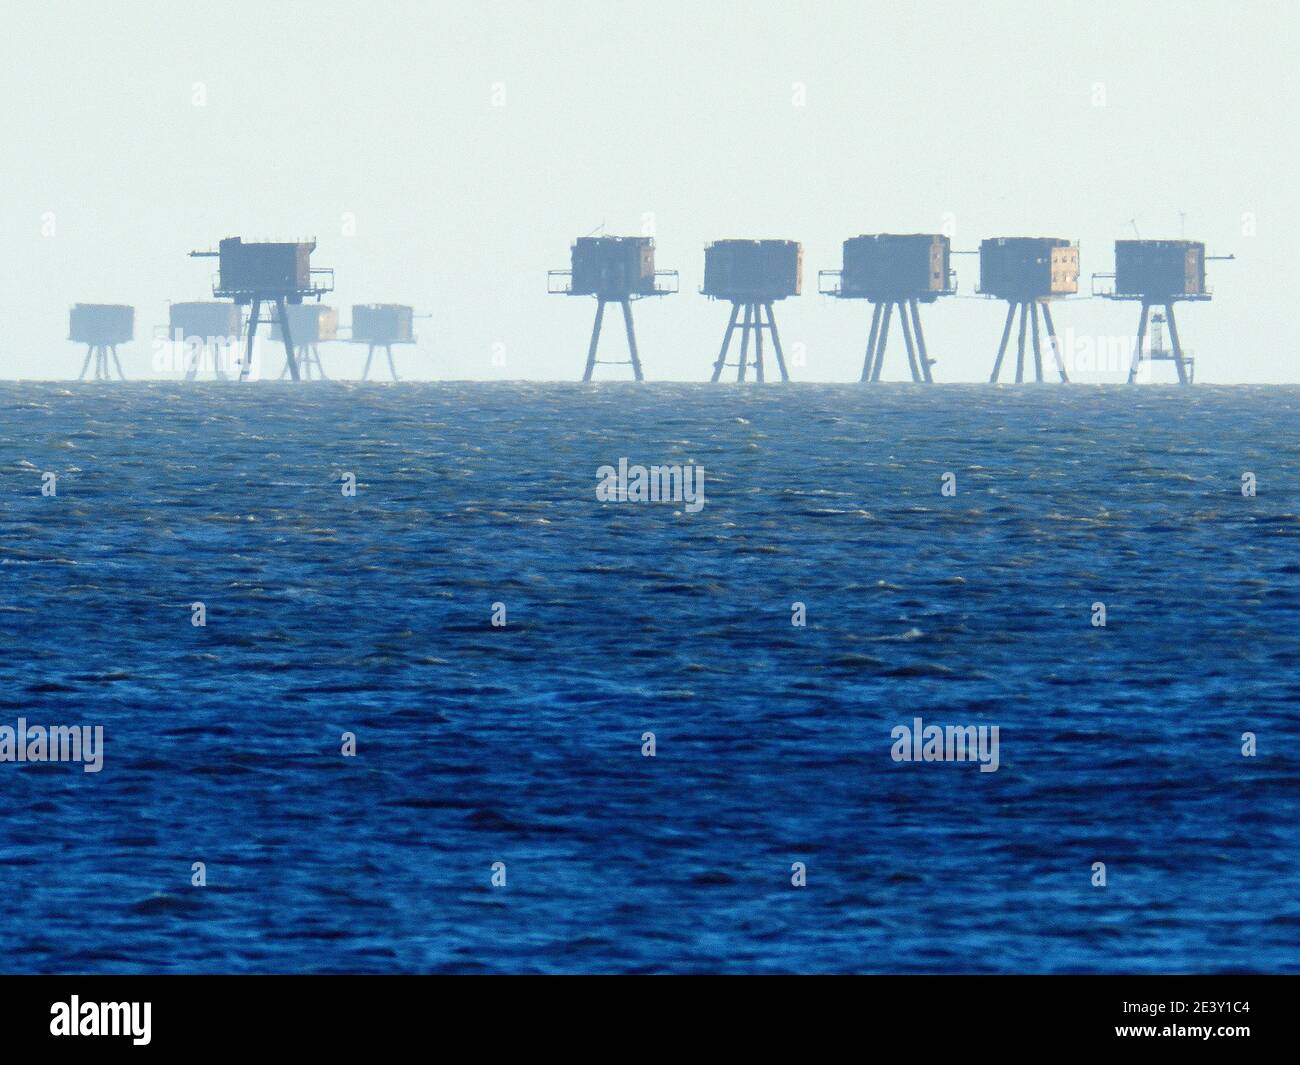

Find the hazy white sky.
xmin=0 ymin=0 xmax=1296 ymax=381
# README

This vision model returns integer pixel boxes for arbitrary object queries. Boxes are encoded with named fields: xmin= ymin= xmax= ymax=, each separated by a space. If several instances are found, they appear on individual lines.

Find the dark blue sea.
xmin=1 ymin=382 xmax=1297 ymax=974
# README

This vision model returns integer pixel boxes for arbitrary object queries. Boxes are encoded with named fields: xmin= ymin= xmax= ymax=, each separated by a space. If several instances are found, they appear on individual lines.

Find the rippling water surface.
xmin=1 ymin=382 xmax=1297 ymax=973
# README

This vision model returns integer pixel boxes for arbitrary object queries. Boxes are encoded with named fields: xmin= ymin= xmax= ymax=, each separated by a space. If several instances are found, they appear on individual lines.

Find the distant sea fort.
xmin=56 ymin=232 xmax=1228 ymax=384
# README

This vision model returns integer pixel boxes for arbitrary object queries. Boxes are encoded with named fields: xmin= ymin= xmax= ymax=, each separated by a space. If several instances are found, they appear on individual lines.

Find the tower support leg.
xmin=386 ymin=344 xmax=399 ymax=382
xmin=78 ymin=344 xmax=94 ymax=381
xmin=871 ymin=301 xmax=894 ymax=382
xmin=277 ymin=297 xmax=299 ymax=382
xmin=910 ymin=298 xmax=933 ymax=383
xmin=990 ymin=302 xmax=1016 ymax=383
xmin=711 ymin=302 xmax=741 ymax=382
xmin=242 ymin=299 xmax=261 ymax=381
xmin=315 ymin=344 xmax=327 ymax=380
xmin=1165 ymin=302 xmax=1190 ymax=385
xmin=736 ymin=302 xmax=753 ymax=382
xmin=1041 ymin=302 xmax=1068 ymax=382
xmin=753 ymin=301 xmax=766 ymax=383
xmin=861 ymin=302 xmax=883 ymax=382
xmin=111 ymin=345 xmax=125 ymax=380
xmin=767 ymin=302 xmax=789 ymax=382
xmin=898 ymin=300 xmax=921 ymax=382
xmin=1015 ymin=302 xmax=1028 ymax=384
xmin=362 ymin=344 xmax=375 ymax=381
xmin=1030 ymin=301 xmax=1044 ymax=382
xmin=621 ymin=298 xmax=643 ymax=381
xmin=1126 ymin=302 xmax=1151 ymax=383
xmin=583 ymin=298 xmax=606 ymax=382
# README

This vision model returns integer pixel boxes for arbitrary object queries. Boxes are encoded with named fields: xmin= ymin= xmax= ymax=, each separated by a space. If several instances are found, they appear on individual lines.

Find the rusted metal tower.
xmin=819 ymin=234 xmax=954 ymax=382
xmin=704 ymin=239 xmax=800 ymax=382
xmin=349 ymin=304 xmax=416 ymax=381
xmin=271 ymin=304 xmax=338 ymax=380
xmin=70 ymin=304 xmax=131 ymax=381
xmin=979 ymin=237 xmax=1077 ymax=383
xmin=168 ymin=302 xmax=242 ymax=380
xmin=1091 ymin=240 xmax=1232 ymax=385
xmin=549 ymin=236 xmax=678 ymax=381
xmin=188 ymin=237 xmax=333 ymax=381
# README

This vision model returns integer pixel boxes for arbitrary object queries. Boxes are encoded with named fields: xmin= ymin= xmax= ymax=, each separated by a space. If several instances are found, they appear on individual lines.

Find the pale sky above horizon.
xmin=0 ymin=0 xmax=1296 ymax=382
